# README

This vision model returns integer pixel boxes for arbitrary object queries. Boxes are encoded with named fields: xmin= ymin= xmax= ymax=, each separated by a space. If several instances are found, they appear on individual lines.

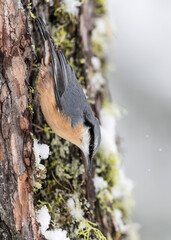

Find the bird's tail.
xmin=86 ymin=155 xmax=93 ymax=175
xmin=35 ymin=16 xmax=63 ymax=110
xmin=36 ymin=17 xmax=49 ymax=41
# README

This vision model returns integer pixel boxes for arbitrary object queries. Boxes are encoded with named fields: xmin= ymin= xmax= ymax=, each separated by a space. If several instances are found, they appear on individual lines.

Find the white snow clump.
xmin=63 ymin=0 xmax=81 ymax=15
xmin=37 ymin=205 xmax=70 ymax=240
xmin=114 ymin=208 xmax=126 ymax=233
xmin=67 ymin=197 xmax=84 ymax=220
xmin=34 ymin=138 xmax=50 ymax=165
xmin=91 ymin=56 xmax=101 ymax=70
xmin=95 ymin=18 xmax=107 ymax=35
xmin=45 ymin=229 xmax=70 ymax=240
xmin=37 ymin=205 xmax=51 ymax=235
xmin=93 ymin=174 xmax=108 ymax=193
xmin=100 ymin=108 xmax=118 ymax=154
xmin=111 ymin=169 xmax=134 ymax=199
xmin=92 ymin=72 xmax=105 ymax=90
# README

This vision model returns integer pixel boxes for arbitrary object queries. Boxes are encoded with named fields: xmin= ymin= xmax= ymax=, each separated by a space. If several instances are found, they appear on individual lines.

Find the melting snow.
xmin=37 ymin=205 xmax=70 ymax=240
xmin=63 ymin=0 xmax=81 ymax=15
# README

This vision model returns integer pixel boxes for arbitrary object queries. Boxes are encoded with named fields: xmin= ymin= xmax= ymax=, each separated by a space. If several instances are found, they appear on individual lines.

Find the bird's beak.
xmin=85 ymin=155 xmax=93 ymax=174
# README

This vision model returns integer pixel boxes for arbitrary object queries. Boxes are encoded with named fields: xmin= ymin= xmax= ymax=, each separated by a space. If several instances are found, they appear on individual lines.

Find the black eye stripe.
xmin=84 ymin=117 xmax=95 ymax=159
xmin=88 ymin=127 xmax=94 ymax=159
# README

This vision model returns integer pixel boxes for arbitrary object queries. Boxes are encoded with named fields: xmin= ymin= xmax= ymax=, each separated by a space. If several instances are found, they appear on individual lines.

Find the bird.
xmin=35 ymin=17 xmax=101 ymax=173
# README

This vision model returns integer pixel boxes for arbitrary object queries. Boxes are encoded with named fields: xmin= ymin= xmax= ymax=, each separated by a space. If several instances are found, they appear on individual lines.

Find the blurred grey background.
xmin=107 ymin=0 xmax=171 ymax=240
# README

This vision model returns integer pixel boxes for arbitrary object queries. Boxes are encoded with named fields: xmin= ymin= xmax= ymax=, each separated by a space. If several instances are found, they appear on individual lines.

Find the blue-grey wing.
xmin=49 ymin=46 xmax=69 ymax=110
xmin=51 ymin=48 xmax=94 ymax=128
xmin=60 ymin=71 xmax=92 ymax=128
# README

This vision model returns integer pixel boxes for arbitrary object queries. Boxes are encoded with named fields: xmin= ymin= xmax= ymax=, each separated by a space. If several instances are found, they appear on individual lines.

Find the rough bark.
xmin=0 ymin=1 xmax=42 ymax=239
xmin=80 ymin=0 xmax=97 ymax=216
xmin=0 ymin=0 xmax=115 ymax=239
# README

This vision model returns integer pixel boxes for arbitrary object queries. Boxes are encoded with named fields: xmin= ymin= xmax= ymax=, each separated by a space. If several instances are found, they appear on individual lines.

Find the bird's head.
xmin=80 ymin=117 xmax=101 ymax=173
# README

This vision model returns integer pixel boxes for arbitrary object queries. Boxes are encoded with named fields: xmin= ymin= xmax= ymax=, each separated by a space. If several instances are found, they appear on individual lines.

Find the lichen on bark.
xmin=0 ymin=0 xmax=137 ymax=239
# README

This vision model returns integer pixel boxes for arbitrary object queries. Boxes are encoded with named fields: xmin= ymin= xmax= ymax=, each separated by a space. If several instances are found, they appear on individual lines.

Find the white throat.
xmin=80 ymin=127 xmax=90 ymax=157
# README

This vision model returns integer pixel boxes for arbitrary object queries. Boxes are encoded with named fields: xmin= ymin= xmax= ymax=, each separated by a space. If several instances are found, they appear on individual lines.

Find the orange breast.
xmin=36 ymin=65 xmax=84 ymax=148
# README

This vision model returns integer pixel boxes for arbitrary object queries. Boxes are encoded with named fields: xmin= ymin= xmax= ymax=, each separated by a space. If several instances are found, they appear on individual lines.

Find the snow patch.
xmin=100 ymin=109 xmax=117 ymax=154
xmin=63 ymin=0 xmax=81 ymax=15
xmin=37 ymin=206 xmax=70 ymax=240
xmin=114 ymin=209 xmax=126 ymax=232
xmin=92 ymin=17 xmax=107 ymax=51
xmin=95 ymin=18 xmax=107 ymax=35
xmin=93 ymin=174 xmax=108 ymax=193
xmin=111 ymin=169 xmax=134 ymax=199
xmin=37 ymin=206 xmax=50 ymax=235
xmin=33 ymin=139 xmax=50 ymax=165
xmin=67 ymin=197 xmax=84 ymax=220
xmin=92 ymin=72 xmax=105 ymax=90
xmin=45 ymin=229 xmax=70 ymax=240
xmin=91 ymin=56 xmax=101 ymax=70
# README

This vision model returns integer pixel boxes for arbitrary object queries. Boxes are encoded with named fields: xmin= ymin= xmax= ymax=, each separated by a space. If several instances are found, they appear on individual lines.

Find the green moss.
xmin=48 ymin=0 xmax=86 ymax=86
xmin=28 ymin=2 xmax=36 ymax=19
xmin=95 ymin=0 xmax=107 ymax=17
xmin=28 ymin=102 xmax=34 ymax=114
xmin=92 ymin=39 xmax=105 ymax=59
xmin=43 ymin=124 xmax=54 ymax=134
xmin=78 ymin=220 xmax=107 ymax=240
xmin=34 ymin=133 xmax=85 ymax=236
xmin=28 ymin=85 xmax=34 ymax=114
xmin=94 ymin=145 xmax=135 ymax=238
xmin=95 ymin=148 xmax=120 ymax=188
xmin=113 ymin=197 xmax=135 ymax=220
xmin=34 ymin=182 xmax=42 ymax=192
xmin=32 ymin=0 xmax=137 ymax=239
xmin=92 ymin=149 xmax=119 ymax=236
xmin=28 ymin=86 xmax=34 ymax=94
xmin=102 ymin=100 xmax=127 ymax=118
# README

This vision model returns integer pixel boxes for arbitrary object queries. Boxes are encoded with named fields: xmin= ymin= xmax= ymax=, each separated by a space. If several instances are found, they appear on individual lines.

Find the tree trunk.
xmin=0 ymin=1 xmax=136 ymax=240
xmin=0 ymin=0 xmax=99 ymax=238
xmin=0 ymin=1 xmax=42 ymax=239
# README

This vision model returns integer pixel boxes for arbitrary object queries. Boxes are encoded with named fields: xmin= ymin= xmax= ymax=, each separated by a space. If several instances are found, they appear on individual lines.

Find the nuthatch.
xmin=36 ymin=17 xmax=101 ymax=172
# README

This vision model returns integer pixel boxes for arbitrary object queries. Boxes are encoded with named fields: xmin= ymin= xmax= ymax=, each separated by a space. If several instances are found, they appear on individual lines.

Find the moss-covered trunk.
xmin=0 ymin=0 xmax=102 ymax=238
xmin=0 ymin=0 xmax=136 ymax=240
